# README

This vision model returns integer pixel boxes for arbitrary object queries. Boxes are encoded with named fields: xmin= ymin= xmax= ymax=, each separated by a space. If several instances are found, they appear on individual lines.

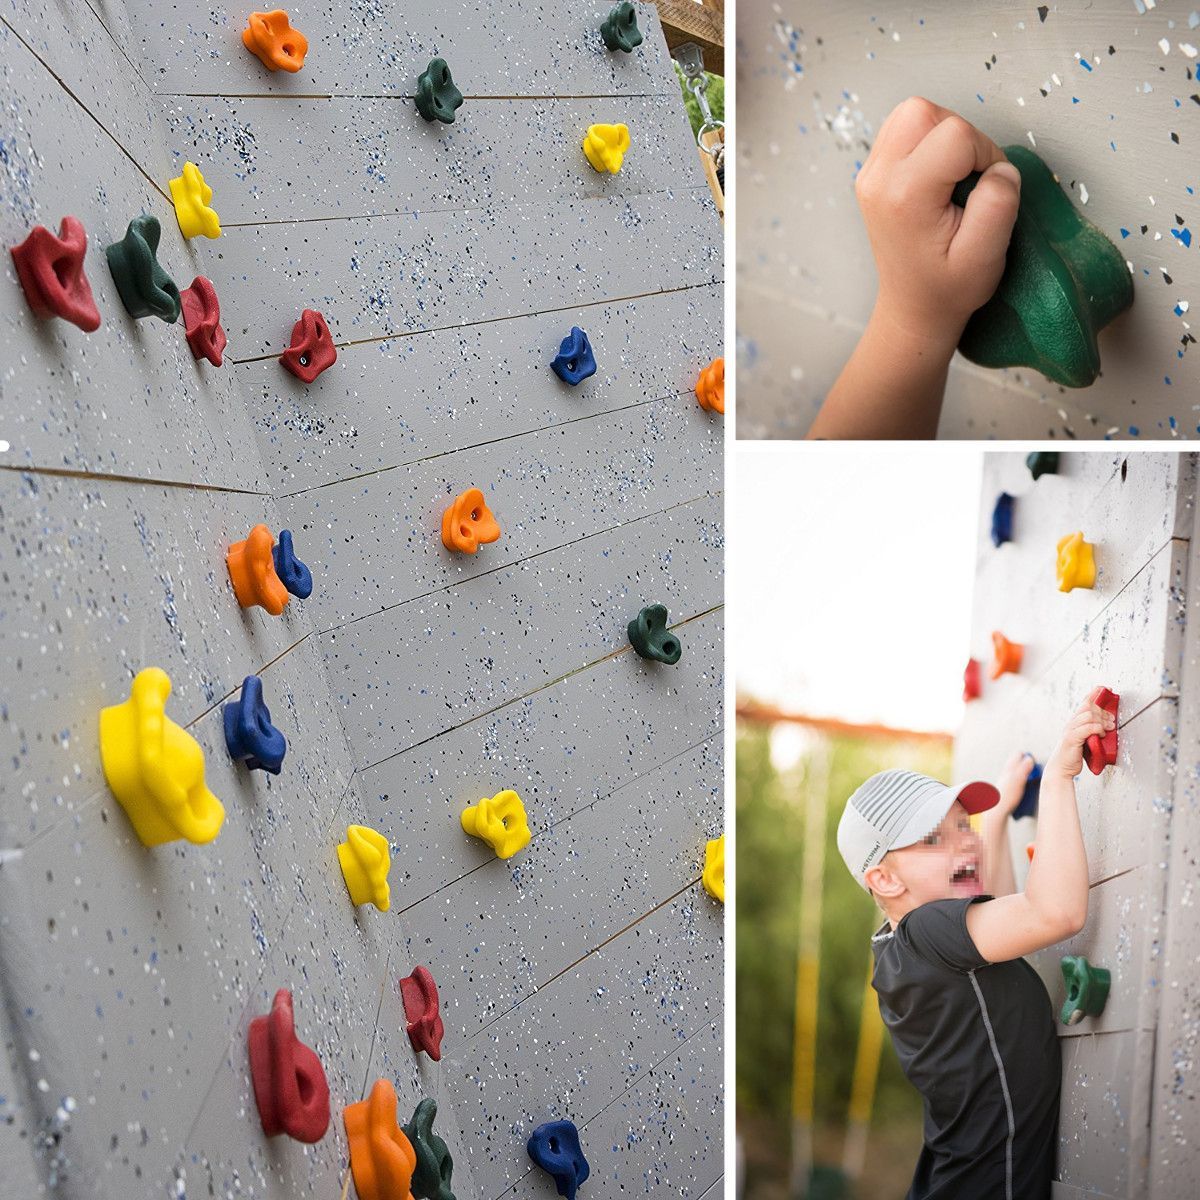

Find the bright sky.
xmin=732 ymin=447 xmax=984 ymax=733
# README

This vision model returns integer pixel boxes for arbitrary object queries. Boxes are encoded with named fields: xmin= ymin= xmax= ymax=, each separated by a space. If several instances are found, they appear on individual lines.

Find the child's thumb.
xmin=951 ymin=160 xmax=1021 ymax=277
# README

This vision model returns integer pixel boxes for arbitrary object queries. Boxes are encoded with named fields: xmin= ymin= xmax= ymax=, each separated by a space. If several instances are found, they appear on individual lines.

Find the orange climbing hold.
xmin=242 ymin=10 xmax=308 ymax=73
xmin=227 ymin=524 xmax=290 ymax=615
xmin=441 ymin=487 xmax=501 ymax=554
xmin=990 ymin=632 xmax=1023 ymax=680
xmin=695 ymin=358 xmax=724 ymax=414
xmin=344 ymin=1079 xmax=417 ymax=1200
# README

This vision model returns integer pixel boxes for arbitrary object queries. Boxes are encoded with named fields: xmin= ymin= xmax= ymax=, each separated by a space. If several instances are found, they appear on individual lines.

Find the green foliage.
xmin=674 ymin=62 xmax=724 ymax=138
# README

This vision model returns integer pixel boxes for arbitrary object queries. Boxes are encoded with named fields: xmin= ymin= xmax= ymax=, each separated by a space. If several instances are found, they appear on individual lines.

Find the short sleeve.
xmin=898 ymin=897 xmax=990 ymax=973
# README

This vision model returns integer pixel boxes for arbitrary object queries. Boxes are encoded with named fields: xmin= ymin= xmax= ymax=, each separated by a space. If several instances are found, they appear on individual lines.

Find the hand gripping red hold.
xmin=10 ymin=216 xmax=101 ymax=331
xmin=280 ymin=309 xmax=336 ymax=382
xmin=248 ymin=989 xmax=331 ymax=1143
xmin=1083 ymin=686 xmax=1119 ymax=774
xmin=399 ymin=966 xmax=445 ymax=1061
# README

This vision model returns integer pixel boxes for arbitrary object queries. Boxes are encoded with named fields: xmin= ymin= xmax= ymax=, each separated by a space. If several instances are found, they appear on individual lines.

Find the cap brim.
xmin=955 ymin=780 xmax=1000 ymax=815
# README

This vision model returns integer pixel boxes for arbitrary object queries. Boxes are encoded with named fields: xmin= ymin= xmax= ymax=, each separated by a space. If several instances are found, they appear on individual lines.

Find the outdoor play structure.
xmin=957 ymin=451 xmax=1200 ymax=1199
xmin=0 ymin=3 xmax=724 ymax=1197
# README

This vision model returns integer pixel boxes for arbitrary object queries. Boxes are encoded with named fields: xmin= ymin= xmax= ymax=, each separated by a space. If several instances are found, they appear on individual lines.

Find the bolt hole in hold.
xmin=549 ymin=1138 xmax=559 ymax=1153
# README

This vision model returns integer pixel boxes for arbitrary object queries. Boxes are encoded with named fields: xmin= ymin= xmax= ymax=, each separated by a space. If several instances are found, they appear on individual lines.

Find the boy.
xmin=836 ymin=696 xmax=1112 ymax=1199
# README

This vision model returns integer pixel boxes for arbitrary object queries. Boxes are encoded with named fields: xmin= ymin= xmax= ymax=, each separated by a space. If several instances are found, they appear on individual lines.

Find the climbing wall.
xmin=736 ymin=0 xmax=1200 ymax=440
xmin=0 ymin=2 xmax=724 ymax=1197
xmin=955 ymin=451 xmax=1200 ymax=1199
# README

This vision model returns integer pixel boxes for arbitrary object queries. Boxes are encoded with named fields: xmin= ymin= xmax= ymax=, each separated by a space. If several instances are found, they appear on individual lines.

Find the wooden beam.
xmin=736 ymin=699 xmax=954 ymax=746
xmin=650 ymin=0 xmax=725 ymax=76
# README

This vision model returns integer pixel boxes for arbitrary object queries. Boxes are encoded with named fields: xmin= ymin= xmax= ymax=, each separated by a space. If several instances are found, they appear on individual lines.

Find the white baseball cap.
xmin=837 ymin=769 xmax=999 ymax=889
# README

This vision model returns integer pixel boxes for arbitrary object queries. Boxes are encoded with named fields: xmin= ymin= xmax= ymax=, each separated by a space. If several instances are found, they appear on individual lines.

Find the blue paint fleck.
xmin=1130 ymin=426 xmax=1140 ymax=436
xmin=1079 ymin=58 xmax=1093 ymax=71
xmin=1120 ymin=228 xmax=1130 ymax=238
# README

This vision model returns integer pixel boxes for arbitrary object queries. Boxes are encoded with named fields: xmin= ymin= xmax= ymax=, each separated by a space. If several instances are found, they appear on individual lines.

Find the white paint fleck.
xmin=1080 ymin=183 xmax=1089 ymax=204
xmin=1017 ymin=96 xmax=1026 ymax=106
xmin=1180 ymin=43 xmax=1199 ymax=58
xmin=1159 ymin=37 xmax=1171 ymax=54
xmin=1027 ymin=130 xmax=1037 ymax=147
xmin=1178 ymin=301 xmax=1191 ymax=313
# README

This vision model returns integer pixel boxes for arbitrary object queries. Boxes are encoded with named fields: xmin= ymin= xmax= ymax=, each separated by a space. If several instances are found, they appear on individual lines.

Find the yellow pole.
xmin=842 ymin=950 xmax=885 ymax=1179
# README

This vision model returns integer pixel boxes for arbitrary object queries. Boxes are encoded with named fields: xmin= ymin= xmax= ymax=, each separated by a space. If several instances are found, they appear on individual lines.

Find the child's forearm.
xmin=808 ymin=304 xmax=959 ymax=439
xmin=979 ymin=811 xmax=1017 ymax=898
xmin=1023 ymin=767 xmax=1089 ymax=933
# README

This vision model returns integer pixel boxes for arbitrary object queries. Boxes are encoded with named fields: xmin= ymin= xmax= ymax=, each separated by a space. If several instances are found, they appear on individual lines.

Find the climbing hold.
xmin=962 ymin=658 xmax=982 ymax=702
xmin=223 ymin=675 xmax=287 ymax=775
xmin=1026 ymin=843 xmax=1036 ymax=863
xmin=280 ymin=309 xmax=336 ymax=382
xmin=990 ymin=492 xmax=1014 ymax=547
xmin=243 ymin=9 xmax=308 ymax=73
xmin=399 ymin=966 xmax=444 ymax=1062
xmin=950 ymin=146 xmax=1133 ymax=388
xmin=227 ymin=524 xmax=291 ymax=615
xmin=169 ymin=162 xmax=221 ymax=240
xmin=99 ymin=667 xmax=225 ymax=846
xmin=528 ymin=1120 xmax=589 ymax=1200
xmin=272 ymin=529 xmax=313 ymax=600
xmin=1013 ymin=759 xmax=1042 ymax=821
xmin=441 ymin=487 xmax=501 ymax=554
xmin=402 ymin=1098 xmax=457 ymax=1200
xmin=550 ymin=327 xmax=597 ymax=385
xmin=415 ymin=58 xmax=464 ymax=123
xmin=695 ymin=358 xmax=725 ymax=414
xmin=990 ymin=632 xmax=1022 ymax=680
xmin=180 ymin=276 xmax=227 ymax=367
xmin=460 ymin=790 xmax=532 ymax=860
xmin=583 ymin=123 xmax=630 ymax=173
xmin=1056 ymin=531 xmax=1097 ymax=592
xmin=628 ymin=604 xmax=681 ymax=665
xmin=248 ymin=988 xmax=330 ymax=1143
xmin=344 ymin=1080 xmax=417 ymax=1200
xmin=106 ymin=215 xmax=180 ymax=323
xmin=1026 ymin=451 xmax=1059 ymax=481
xmin=1059 ymin=955 xmax=1111 ymax=1026
xmin=702 ymin=834 xmax=724 ymax=903
xmin=1083 ymin=686 xmax=1119 ymax=774
xmin=337 ymin=825 xmax=391 ymax=911
xmin=600 ymin=2 xmax=644 ymax=52
xmin=10 ymin=216 xmax=101 ymax=332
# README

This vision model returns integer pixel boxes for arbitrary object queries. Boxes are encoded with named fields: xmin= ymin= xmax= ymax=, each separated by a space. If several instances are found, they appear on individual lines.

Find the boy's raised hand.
xmin=994 ymin=750 xmax=1036 ymax=818
xmin=1045 ymin=696 xmax=1114 ymax=780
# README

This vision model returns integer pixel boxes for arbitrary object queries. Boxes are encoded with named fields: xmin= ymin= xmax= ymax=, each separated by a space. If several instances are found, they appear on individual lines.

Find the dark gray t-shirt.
xmin=871 ymin=896 xmax=1060 ymax=1200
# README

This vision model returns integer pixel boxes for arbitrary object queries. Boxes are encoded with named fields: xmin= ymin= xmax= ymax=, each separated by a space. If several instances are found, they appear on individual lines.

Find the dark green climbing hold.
xmin=1059 ymin=955 xmax=1111 ymax=1026
xmin=415 ymin=58 xmax=464 ymax=124
xmin=601 ymin=2 xmax=643 ymax=52
xmin=105 ymin=214 xmax=181 ymax=323
xmin=1026 ymin=451 xmax=1060 ymax=480
xmin=950 ymin=145 xmax=1133 ymax=388
xmin=628 ymin=604 xmax=681 ymax=665
xmin=402 ymin=1098 xmax=456 ymax=1200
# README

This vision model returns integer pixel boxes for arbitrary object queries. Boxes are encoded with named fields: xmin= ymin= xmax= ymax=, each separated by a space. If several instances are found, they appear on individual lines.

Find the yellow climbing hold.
xmin=338 ymin=824 xmax=392 ymax=910
xmin=169 ymin=162 xmax=221 ymax=240
xmin=583 ymin=123 xmax=630 ymax=174
xmin=460 ymin=790 xmax=532 ymax=860
xmin=702 ymin=834 xmax=724 ymax=903
xmin=1056 ymin=531 xmax=1096 ymax=593
xmin=99 ymin=667 xmax=225 ymax=846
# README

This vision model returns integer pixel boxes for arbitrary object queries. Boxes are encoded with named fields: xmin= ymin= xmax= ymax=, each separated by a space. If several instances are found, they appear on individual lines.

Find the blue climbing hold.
xmin=1014 ymin=758 xmax=1042 ymax=820
xmin=991 ymin=492 xmax=1015 ymax=547
xmin=224 ymin=675 xmax=287 ymax=774
xmin=527 ymin=1120 xmax=589 ymax=1200
xmin=272 ymin=529 xmax=313 ymax=599
xmin=550 ymin=327 xmax=597 ymax=385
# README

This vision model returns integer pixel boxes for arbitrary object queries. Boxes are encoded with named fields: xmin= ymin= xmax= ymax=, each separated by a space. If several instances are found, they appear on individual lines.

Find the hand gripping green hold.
xmin=1060 ymin=954 xmax=1111 ymax=1026
xmin=106 ymin=215 xmax=181 ymax=323
xmin=950 ymin=146 xmax=1133 ymax=388
xmin=628 ymin=604 xmax=682 ymax=665
xmin=601 ymin=2 xmax=644 ymax=52
xmin=401 ymin=1098 xmax=456 ymax=1200
xmin=415 ymin=58 xmax=464 ymax=124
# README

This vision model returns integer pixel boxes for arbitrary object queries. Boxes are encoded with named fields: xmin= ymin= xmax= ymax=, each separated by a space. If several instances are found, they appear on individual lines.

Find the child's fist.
xmin=994 ymin=750 xmax=1036 ymax=817
xmin=1047 ymin=694 xmax=1116 ymax=780
xmin=853 ymin=97 xmax=1021 ymax=349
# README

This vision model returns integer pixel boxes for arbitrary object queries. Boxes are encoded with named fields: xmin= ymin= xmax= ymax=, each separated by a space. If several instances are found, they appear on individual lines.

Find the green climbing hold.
xmin=402 ymin=1098 xmax=456 ymax=1200
xmin=951 ymin=146 xmax=1133 ymax=388
xmin=105 ymin=215 xmax=181 ymax=323
xmin=628 ymin=604 xmax=682 ymax=665
xmin=415 ymin=58 xmax=464 ymax=124
xmin=601 ymin=2 xmax=643 ymax=52
xmin=1026 ymin=451 xmax=1059 ymax=481
xmin=1059 ymin=954 xmax=1111 ymax=1026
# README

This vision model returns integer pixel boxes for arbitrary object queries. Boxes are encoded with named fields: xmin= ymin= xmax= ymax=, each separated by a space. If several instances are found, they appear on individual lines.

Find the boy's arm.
xmin=966 ymin=699 xmax=1109 ymax=962
xmin=978 ymin=751 xmax=1034 ymax=899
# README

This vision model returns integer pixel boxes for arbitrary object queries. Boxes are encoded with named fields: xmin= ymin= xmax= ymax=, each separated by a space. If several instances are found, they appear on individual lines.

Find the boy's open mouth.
xmin=951 ymin=860 xmax=980 ymax=890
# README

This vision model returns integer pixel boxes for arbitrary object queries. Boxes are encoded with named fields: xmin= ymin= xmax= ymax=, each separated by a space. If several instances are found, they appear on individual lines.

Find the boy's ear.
xmin=864 ymin=856 xmax=906 ymax=899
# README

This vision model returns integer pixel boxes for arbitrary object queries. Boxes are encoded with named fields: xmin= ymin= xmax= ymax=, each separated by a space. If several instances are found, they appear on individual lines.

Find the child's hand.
xmin=1045 ymin=695 xmax=1114 ymax=780
xmin=853 ymin=97 xmax=1021 ymax=351
xmin=994 ymin=751 xmax=1036 ymax=817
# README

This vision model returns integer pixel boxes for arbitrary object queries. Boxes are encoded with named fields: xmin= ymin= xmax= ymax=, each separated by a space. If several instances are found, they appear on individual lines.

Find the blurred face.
xmin=868 ymin=800 xmax=983 ymax=915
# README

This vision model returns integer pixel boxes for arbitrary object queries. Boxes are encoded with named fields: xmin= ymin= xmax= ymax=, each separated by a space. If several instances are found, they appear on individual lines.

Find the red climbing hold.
xmin=180 ymin=276 xmax=227 ymax=367
xmin=399 ymin=965 xmax=444 ymax=1061
xmin=248 ymin=988 xmax=331 ymax=1143
xmin=280 ymin=308 xmax=336 ymax=382
xmin=10 ymin=216 xmax=101 ymax=332
xmin=1083 ymin=686 xmax=1119 ymax=774
xmin=963 ymin=658 xmax=981 ymax=702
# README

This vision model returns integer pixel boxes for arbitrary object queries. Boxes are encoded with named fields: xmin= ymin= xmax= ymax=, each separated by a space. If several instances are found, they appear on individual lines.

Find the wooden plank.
xmin=654 ymin=0 xmax=725 ymax=75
